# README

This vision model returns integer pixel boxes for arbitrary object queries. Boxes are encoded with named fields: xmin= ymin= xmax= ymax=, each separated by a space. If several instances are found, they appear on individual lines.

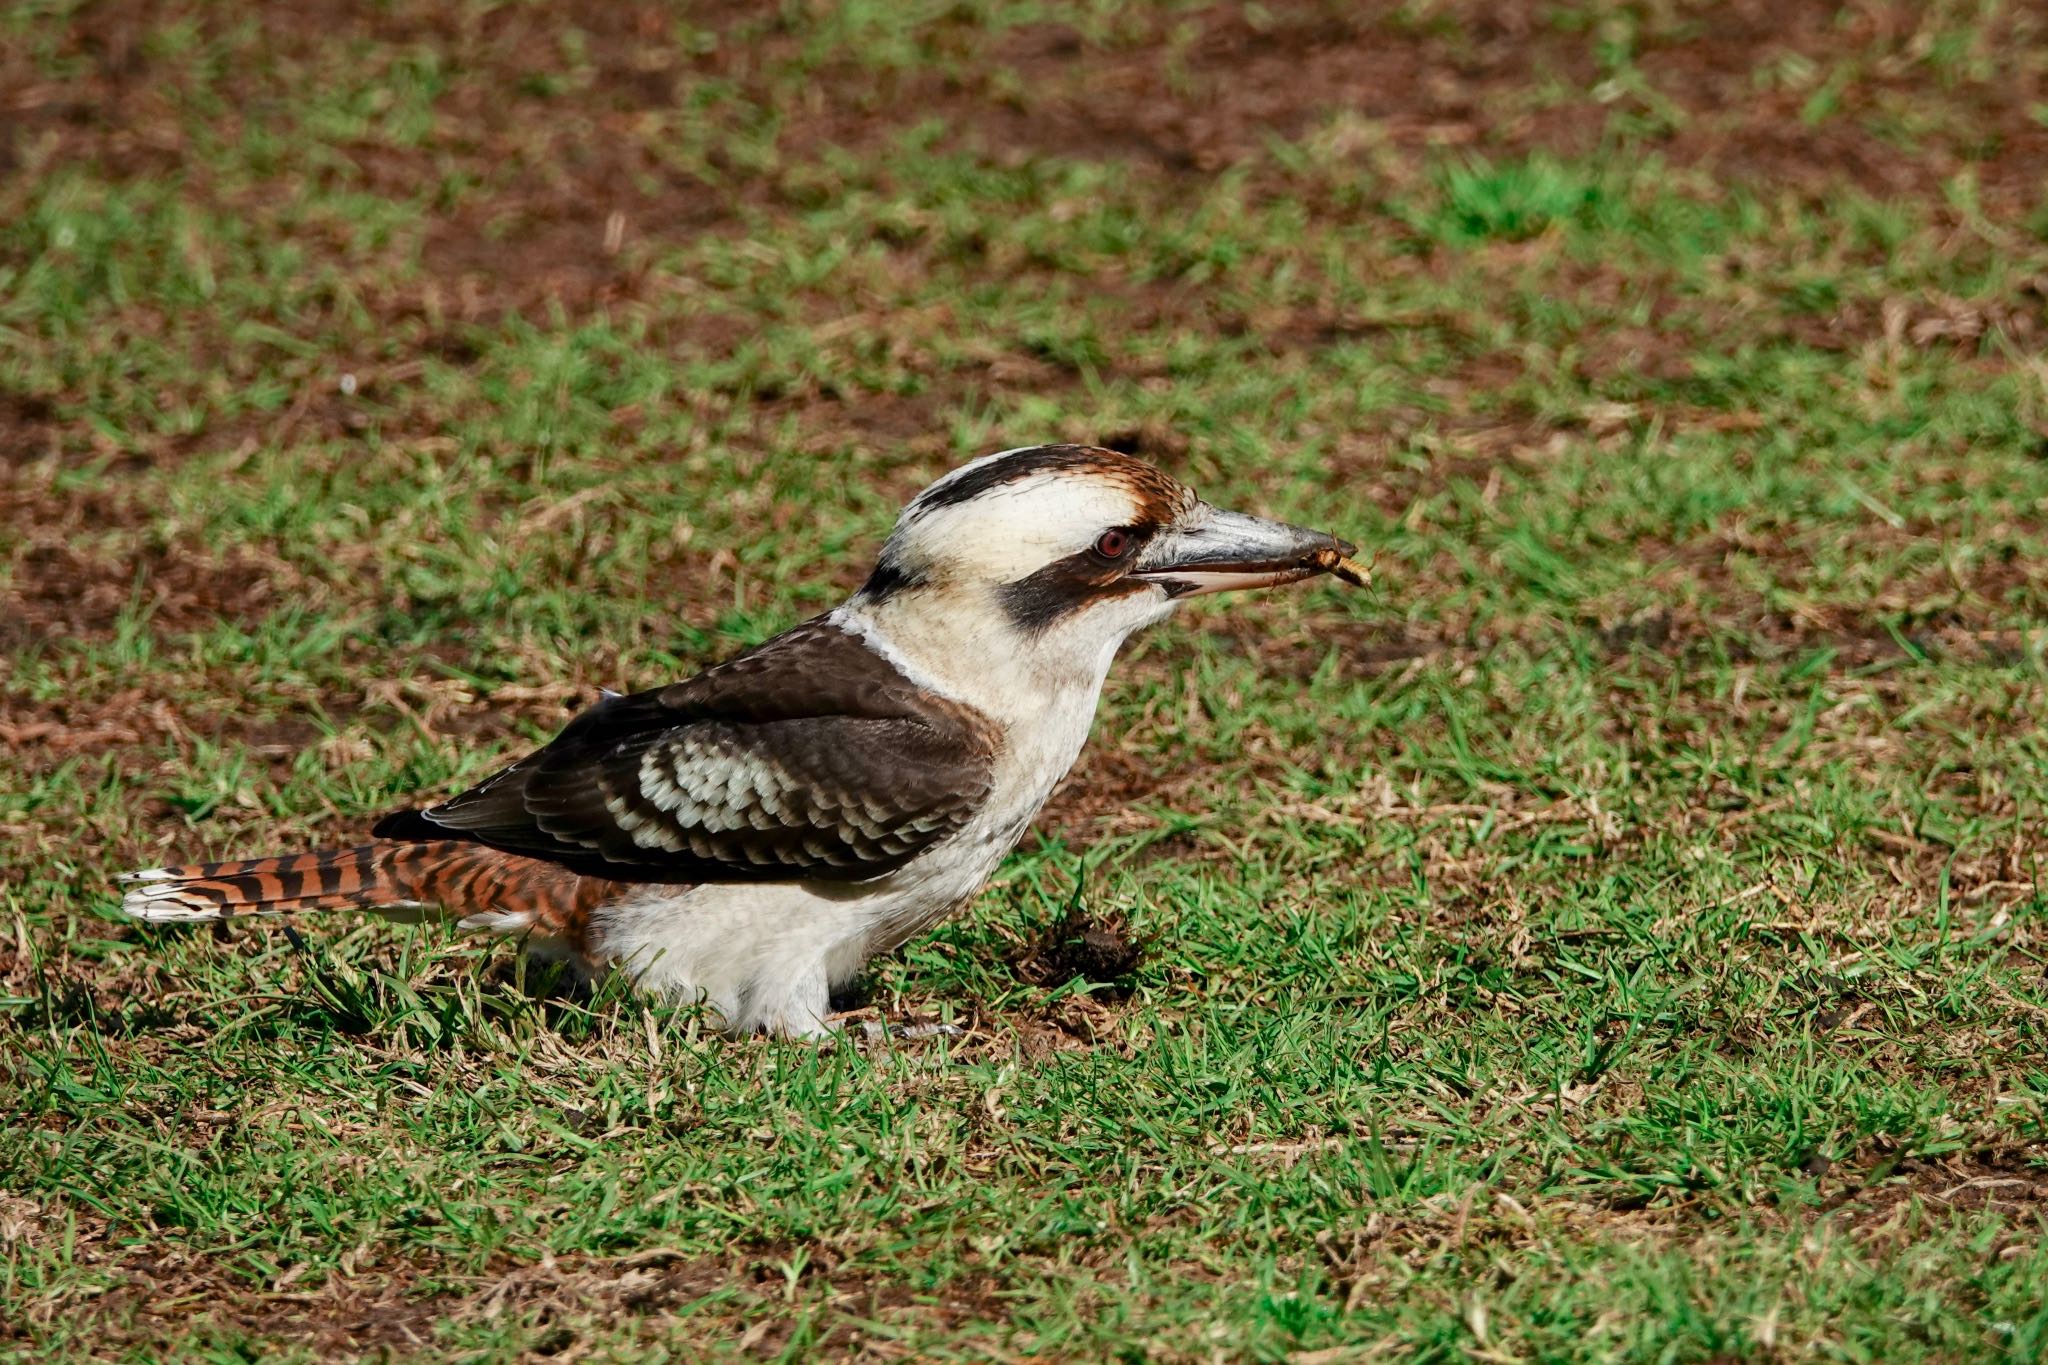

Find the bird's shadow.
xmin=261 ymin=923 xmax=632 ymax=1046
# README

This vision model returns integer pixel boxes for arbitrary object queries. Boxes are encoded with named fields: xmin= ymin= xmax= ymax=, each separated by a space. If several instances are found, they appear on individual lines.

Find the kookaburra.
xmin=119 ymin=445 xmax=1362 ymax=1037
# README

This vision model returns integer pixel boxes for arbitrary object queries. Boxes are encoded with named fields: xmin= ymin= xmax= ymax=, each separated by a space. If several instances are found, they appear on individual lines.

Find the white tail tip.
xmin=118 ymin=875 xmax=226 ymax=922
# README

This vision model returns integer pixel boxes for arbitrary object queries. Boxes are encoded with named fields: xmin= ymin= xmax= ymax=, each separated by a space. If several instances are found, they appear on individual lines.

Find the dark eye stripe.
xmin=997 ymin=545 xmax=1153 ymax=633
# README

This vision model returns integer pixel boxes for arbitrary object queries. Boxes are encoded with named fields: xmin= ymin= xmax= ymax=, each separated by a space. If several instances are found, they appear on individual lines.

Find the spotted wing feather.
xmin=373 ymin=620 xmax=997 ymax=883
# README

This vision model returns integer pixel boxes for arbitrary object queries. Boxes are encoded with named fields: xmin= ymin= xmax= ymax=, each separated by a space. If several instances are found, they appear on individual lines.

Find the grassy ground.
xmin=6 ymin=0 xmax=2048 ymax=1359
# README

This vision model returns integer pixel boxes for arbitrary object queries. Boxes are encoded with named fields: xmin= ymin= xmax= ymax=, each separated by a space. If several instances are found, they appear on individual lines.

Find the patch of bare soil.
xmin=727 ymin=0 xmax=2042 ymax=207
xmin=1824 ymin=1147 xmax=2048 ymax=1236
xmin=1 ymin=1234 xmax=1018 ymax=1360
xmin=1647 ymin=1 xmax=2048 ymax=212
xmin=946 ymin=7 xmax=1605 ymax=175
xmin=0 ymin=389 xmax=65 ymax=465
xmin=3 ymin=536 xmax=288 ymax=645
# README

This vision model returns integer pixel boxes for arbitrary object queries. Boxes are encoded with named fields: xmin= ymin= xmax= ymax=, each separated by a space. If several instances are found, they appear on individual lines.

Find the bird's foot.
xmin=856 ymin=1018 xmax=964 ymax=1044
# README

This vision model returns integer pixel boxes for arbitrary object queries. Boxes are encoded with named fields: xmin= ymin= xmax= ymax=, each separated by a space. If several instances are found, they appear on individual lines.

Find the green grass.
xmin=6 ymin=1 xmax=2048 ymax=1359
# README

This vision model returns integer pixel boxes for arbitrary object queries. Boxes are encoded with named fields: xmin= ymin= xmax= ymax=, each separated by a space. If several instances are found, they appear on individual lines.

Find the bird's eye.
xmin=1093 ymin=528 xmax=1133 ymax=560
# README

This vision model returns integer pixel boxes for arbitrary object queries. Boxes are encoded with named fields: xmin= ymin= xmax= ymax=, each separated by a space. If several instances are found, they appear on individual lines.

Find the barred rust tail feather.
xmin=116 ymin=841 xmax=623 ymax=946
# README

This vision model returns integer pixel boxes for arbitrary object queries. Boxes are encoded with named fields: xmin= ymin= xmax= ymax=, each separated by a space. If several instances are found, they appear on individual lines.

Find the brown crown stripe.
xmin=911 ymin=445 xmax=1191 ymax=526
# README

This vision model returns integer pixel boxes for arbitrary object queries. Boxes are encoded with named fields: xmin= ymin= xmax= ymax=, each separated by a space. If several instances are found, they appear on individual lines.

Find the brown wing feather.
xmin=373 ymin=618 xmax=998 ymax=884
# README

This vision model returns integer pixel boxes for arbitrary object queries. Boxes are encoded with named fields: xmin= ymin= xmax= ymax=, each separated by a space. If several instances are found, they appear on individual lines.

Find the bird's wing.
xmin=372 ymin=619 xmax=998 ymax=883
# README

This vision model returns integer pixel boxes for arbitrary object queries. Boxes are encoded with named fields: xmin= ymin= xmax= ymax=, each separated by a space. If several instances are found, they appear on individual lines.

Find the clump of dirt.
xmin=1010 ymin=903 xmax=1146 ymax=996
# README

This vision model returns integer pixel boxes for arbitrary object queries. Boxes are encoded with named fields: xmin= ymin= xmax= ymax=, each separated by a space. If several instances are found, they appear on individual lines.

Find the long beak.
xmin=1132 ymin=504 xmax=1358 ymax=598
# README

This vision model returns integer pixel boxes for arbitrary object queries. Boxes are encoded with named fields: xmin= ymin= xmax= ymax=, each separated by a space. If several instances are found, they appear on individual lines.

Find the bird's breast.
xmin=856 ymin=678 xmax=1109 ymax=950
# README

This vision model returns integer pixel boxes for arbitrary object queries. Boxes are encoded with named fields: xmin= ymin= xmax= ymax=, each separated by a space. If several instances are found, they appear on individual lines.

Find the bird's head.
xmin=847 ymin=445 xmax=1356 ymax=696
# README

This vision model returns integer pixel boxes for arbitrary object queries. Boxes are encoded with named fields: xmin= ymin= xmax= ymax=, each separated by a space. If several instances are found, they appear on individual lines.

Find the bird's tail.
xmin=116 ymin=843 xmax=459 ymax=922
xmin=115 ymin=835 xmax=627 ymax=934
